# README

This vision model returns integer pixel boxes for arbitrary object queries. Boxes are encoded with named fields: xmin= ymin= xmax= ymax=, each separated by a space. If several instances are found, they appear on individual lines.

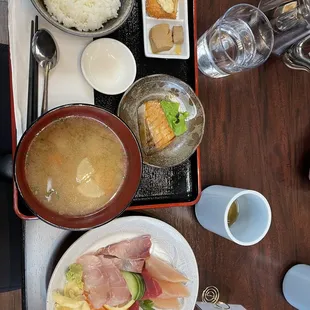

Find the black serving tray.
xmin=95 ymin=0 xmax=199 ymax=208
xmin=13 ymin=0 xmax=200 ymax=219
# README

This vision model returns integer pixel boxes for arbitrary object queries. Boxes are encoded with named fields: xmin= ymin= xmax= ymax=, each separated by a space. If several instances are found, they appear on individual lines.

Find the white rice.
xmin=44 ymin=0 xmax=121 ymax=31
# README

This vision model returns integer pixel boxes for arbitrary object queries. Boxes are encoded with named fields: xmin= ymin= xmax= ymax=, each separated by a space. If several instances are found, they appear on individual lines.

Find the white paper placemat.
xmin=8 ymin=0 xmax=94 ymax=141
xmin=24 ymin=220 xmax=74 ymax=310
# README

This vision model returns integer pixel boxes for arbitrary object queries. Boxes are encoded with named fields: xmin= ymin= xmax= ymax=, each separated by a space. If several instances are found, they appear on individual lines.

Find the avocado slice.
xmin=121 ymin=271 xmax=145 ymax=301
xmin=132 ymin=273 xmax=145 ymax=300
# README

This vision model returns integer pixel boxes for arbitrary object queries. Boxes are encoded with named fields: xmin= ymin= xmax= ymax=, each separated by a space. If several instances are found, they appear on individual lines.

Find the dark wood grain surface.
xmin=149 ymin=0 xmax=310 ymax=309
xmin=1 ymin=0 xmax=309 ymax=309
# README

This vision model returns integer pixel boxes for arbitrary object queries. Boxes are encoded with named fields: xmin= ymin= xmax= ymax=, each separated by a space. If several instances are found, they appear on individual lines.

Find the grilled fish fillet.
xmin=138 ymin=100 xmax=175 ymax=154
xmin=146 ymin=0 xmax=178 ymax=19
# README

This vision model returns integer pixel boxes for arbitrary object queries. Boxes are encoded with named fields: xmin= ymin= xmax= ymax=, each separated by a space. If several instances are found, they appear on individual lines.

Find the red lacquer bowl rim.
xmin=14 ymin=104 xmax=142 ymax=230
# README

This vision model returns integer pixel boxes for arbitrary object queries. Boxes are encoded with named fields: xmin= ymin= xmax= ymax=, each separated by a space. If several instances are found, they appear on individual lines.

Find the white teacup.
xmin=195 ymin=185 xmax=272 ymax=246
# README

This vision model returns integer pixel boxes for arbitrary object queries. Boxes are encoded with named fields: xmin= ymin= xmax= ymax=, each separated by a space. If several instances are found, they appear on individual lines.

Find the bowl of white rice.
xmin=31 ymin=0 xmax=134 ymax=37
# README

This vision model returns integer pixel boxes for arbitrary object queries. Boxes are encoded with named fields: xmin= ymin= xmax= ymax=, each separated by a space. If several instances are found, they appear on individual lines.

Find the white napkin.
xmin=8 ymin=0 xmax=94 ymax=141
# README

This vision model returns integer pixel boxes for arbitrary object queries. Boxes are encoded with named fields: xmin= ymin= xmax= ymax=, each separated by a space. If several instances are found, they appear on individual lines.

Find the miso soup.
xmin=25 ymin=116 xmax=127 ymax=216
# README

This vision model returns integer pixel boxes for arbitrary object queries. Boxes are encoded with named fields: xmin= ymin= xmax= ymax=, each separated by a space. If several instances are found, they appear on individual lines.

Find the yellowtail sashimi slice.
xmin=145 ymin=255 xmax=188 ymax=283
xmin=76 ymin=158 xmax=95 ymax=183
xmin=156 ymin=279 xmax=190 ymax=298
xmin=152 ymin=297 xmax=181 ymax=309
xmin=77 ymin=179 xmax=104 ymax=198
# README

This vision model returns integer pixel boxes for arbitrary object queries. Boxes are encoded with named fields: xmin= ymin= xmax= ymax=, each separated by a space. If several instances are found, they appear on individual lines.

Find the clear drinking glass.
xmin=197 ymin=4 xmax=275 ymax=78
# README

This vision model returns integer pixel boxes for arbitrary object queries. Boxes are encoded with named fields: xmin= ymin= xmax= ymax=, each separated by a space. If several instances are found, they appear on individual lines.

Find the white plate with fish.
xmin=46 ymin=216 xmax=199 ymax=310
xmin=142 ymin=0 xmax=190 ymax=59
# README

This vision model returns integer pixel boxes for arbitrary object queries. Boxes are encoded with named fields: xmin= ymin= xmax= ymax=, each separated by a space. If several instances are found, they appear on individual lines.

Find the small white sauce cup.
xmin=81 ymin=38 xmax=136 ymax=95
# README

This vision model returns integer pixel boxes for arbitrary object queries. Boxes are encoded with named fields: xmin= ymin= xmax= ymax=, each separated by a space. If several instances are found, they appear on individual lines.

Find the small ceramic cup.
xmin=195 ymin=185 xmax=272 ymax=246
xmin=283 ymin=264 xmax=310 ymax=309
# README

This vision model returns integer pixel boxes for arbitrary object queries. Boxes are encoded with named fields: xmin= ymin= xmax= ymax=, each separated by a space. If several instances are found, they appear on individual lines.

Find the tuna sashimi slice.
xmin=96 ymin=235 xmax=151 ymax=259
xmin=145 ymin=255 xmax=188 ymax=283
xmin=104 ymin=256 xmax=145 ymax=273
xmin=77 ymin=255 xmax=110 ymax=307
xmin=141 ymin=269 xmax=162 ymax=299
xmin=151 ymin=298 xmax=181 ymax=309
xmin=77 ymin=254 xmax=131 ymax=308
xmin=156 ymin=279 xmax=190 ymax=299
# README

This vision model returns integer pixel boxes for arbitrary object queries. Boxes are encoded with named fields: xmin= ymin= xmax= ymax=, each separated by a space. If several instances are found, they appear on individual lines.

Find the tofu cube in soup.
xmin=149 ymin=24 xmax=173 ymax=53
xmin=172 ymin=26 xmax=184 ymax=44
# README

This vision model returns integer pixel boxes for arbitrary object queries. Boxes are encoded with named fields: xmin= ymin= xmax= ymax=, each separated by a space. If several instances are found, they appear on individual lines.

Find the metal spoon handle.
xmin=41 ymin=65 xmax=49 ymax=115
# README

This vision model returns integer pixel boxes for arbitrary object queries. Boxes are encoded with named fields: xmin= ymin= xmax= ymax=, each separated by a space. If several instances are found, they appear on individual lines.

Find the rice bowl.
xmin=43 ymin=0 xmax=121 ymax=31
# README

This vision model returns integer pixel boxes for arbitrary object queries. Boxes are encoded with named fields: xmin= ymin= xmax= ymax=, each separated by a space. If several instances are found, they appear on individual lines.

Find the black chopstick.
xmin=26 ymin=20 xmax=34 ymax=129
xmin=32 ymin=15 xmax=39 ymax=122
xmin=26 ymin=16 xmax=39 ymax=129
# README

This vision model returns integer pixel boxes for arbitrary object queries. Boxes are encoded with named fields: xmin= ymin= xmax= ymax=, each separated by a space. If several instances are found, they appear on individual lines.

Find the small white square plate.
xmin=141 ymin=0 xmax=190 ymax=59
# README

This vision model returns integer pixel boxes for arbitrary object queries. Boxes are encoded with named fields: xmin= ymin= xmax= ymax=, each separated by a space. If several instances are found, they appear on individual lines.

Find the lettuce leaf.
xmin=53 ymin=264 xmax=88 ymax=310
xmin=66 ymin=264 xmax=83 ymax=290
xmin=64 ymin=280 xmax=83 ymax=300
xmin=139 ymin=300 xmax=155 ymax=310
xmin=160 ymin=100 xmax=189 ymax=136
xmin=53 ymin=292 xmax=90 ymax=310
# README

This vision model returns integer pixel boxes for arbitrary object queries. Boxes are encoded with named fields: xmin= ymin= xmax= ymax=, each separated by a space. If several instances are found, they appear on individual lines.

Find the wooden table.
xmin=1 ymin=0 xmax=310 ymax=309
xmin=148 ymin=0 xmax=310 ymax=308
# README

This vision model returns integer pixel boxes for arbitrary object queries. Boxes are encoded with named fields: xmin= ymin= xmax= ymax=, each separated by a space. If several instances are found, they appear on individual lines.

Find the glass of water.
xmin=197 ymin=4 xmax=274 ymax=78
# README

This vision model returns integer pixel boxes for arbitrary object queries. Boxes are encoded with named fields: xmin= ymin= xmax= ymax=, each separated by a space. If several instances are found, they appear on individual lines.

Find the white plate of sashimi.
xmin=46 ymin=216 xmax=199 ymax=310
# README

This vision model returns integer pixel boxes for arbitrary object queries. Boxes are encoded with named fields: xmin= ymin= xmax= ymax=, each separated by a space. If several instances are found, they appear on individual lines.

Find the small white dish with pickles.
xmin=142 ymin=0 xmax=190 ymax=59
